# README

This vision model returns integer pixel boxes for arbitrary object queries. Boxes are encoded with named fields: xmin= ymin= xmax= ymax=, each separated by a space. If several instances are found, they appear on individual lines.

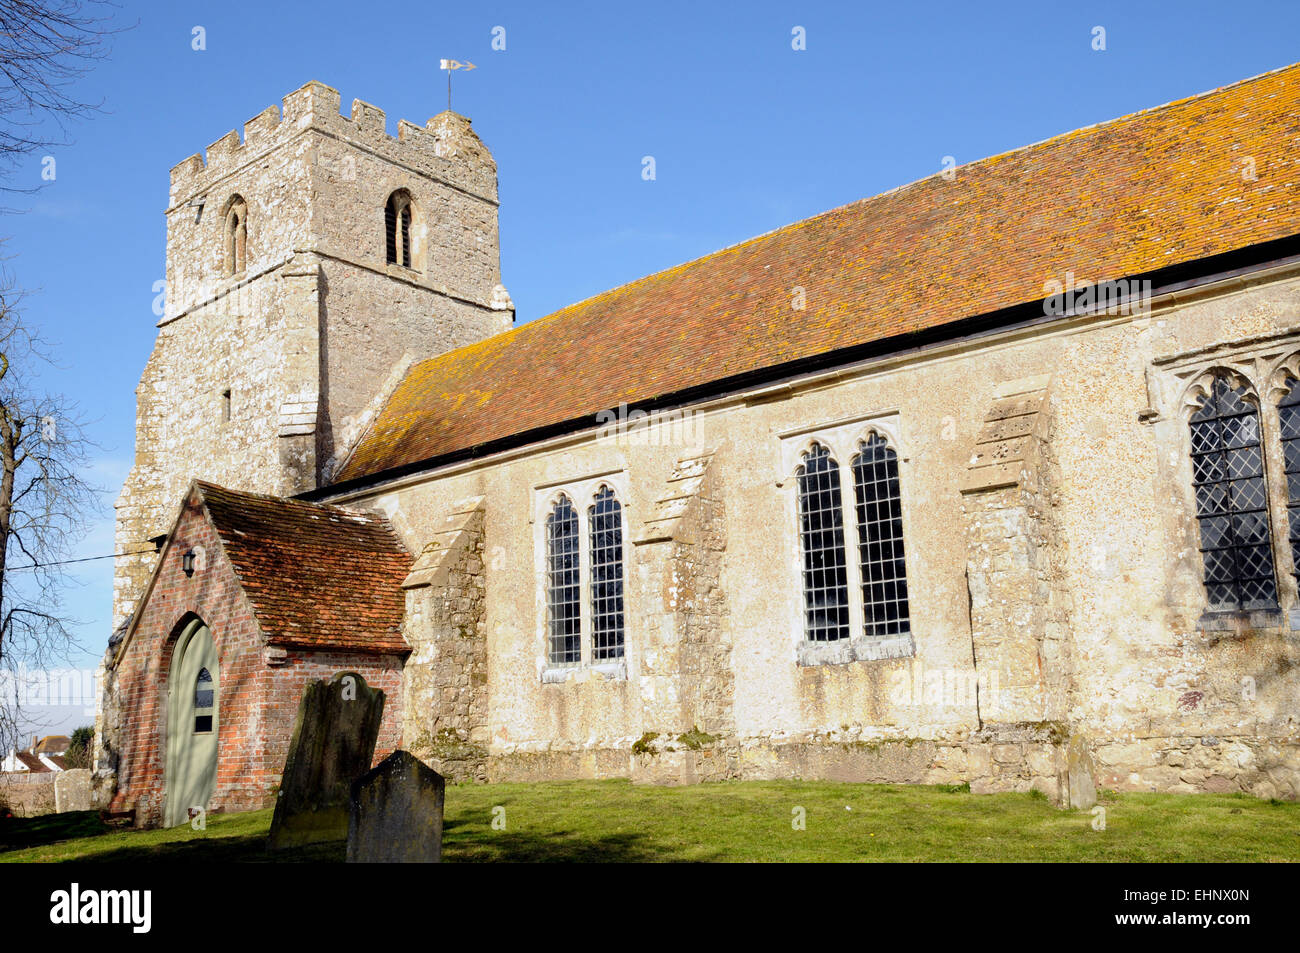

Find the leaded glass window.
xmin=589 ymin=487 xmax=625 ymax=661
xmin=1189 ymin=375 xmax=1278 ymax=610
xmin=797 ymin=443 xmax=850 ymax=641
xmin=546 ymin=495 xmax=581 ymax=665
xmin=852 ymin=434 xmax=911 ymax=636
xmin=193 ymin=667 xmax=214 ymax=734
xmin=1277 ymin=382 xmax=1300 ymax=583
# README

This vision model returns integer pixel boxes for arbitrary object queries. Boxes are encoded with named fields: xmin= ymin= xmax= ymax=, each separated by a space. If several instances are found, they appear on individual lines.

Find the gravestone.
xmin=268 ymin=671 xmax=385 ymax=850
xmin=54 ymin=768 xmax=93 ymax=813
xmin=1065 ymin=734 xmax=1098 ymax=809
xmin=347 ymin=750 xmax=445 ymax=863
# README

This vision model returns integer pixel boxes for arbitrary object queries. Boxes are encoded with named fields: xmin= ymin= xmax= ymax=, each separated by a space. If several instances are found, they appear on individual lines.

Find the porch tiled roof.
xmin=197 ymin=482 xmax=411 ymax=654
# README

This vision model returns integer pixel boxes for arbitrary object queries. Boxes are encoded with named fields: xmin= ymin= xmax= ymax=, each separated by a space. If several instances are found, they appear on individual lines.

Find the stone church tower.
xmin=113 ymin=81 xmax=512 ymax=629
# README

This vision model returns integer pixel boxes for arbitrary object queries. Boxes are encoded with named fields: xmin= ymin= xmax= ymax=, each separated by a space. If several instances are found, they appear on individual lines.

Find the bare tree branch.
xmin=0 ymin=271 xmax=100 ymax=754
xmin=0 ymin=0 xmax=127 ymax=186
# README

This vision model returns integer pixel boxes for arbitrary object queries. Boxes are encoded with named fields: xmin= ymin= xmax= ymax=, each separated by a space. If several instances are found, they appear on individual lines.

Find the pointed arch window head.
xmin=796 ymin=442 xmax=850 ymax=642
xmin=852 ymin=434 xmax=911 ymax=636
xmin=1189 ymin=374 xmax=1278 ymax=611
xmin=385 ymin=190 xmax=414 ymax=268
xmin=223 ymin=196 xmax=247 ymax=277
xmin=545 ymin=494 xmax=581 ymax=666
xmin=589 ymin=486 xmax=625 ymax=661
xmin=193 ymin=667 xmax=214 ymax=734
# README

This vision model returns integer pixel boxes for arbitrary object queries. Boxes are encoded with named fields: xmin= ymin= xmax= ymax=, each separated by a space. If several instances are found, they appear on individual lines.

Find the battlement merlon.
xmin=167 ymin=81 xmax=499 ymax=210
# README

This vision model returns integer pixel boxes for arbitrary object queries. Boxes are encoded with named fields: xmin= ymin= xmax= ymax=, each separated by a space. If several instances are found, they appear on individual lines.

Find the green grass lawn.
xmin=3 ymin=780 xmax=1297 ymax=862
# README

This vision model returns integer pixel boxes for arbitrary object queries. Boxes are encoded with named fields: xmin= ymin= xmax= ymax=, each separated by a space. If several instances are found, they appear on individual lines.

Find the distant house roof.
xmin=194 ymin=482 xmax=412 ymax=655
xmin=335 ymin=62 xmax=1300 ymax=485
xmin=14 ymin=751 xmax=48 ymax=773
xmin=32 ymin=735 xmax=70 ymax=755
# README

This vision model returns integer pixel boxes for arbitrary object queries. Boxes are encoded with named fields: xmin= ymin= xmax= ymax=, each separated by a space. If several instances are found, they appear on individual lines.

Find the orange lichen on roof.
xmin=197 ymin=482 xmax=410 ymax=654
xmin=337 ymin=64 xmax=1300 ymax=484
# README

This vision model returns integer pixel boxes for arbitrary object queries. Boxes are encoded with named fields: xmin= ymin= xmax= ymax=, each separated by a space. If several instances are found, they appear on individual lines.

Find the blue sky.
xmin=4 ymin=0 xmax=1300 ymax=733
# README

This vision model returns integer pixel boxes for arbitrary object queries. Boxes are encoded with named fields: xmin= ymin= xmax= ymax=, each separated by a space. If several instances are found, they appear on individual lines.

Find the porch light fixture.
xmin=182 ymin=549 xmax=196 ymax=578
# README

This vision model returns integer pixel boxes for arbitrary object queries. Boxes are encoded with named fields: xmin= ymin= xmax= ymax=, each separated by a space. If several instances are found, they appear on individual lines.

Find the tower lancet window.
xmin=385 ymin=190 xmax=414 ymax=269
xmin=223 ymin=196 xmax=247 ymax=277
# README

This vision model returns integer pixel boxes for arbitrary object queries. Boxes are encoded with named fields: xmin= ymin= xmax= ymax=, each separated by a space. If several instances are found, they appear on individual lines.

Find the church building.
xmin=99 ymin=66 xmax=1300 ymax=825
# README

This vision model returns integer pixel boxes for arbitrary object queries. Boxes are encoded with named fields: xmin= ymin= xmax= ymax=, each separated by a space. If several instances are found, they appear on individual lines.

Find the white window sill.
xmin=796 ymin=633 xmax=915 ymax=667
xmin=541 ymin=660 xmax=628 ymax=684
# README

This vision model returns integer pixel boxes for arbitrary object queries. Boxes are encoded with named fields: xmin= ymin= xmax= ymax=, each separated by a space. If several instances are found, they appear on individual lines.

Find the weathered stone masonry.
xmin=960 ymin=376 xmax=1090 ymax=802
xmin=113 ymin=81 xmax=512 ymax=633
xmin=401 ymin=497 xmax=489 ymax=781
xmin=640 ymin=456 xmax=733 ymax=709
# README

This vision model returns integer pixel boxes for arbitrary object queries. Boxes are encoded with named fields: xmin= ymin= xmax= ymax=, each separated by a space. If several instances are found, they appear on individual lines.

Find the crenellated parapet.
xmin=168 ymin=81 xmax=499 ymax=208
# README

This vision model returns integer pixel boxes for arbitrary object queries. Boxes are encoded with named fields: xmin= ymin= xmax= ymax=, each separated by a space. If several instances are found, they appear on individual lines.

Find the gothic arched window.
xmin=223 ymin=196 xmax=247 ymax=276
xmin=546 ymin=494 xmax=581 ymax=665
xmin=852 ymin=434 xmax=911 ymax=636
xmin=385 ymin=190 xmax=413 ymax=268
xmin=193 ymin=667 xmax=214 ymax=734
xmin=1189 ymin=374 xmax=1278 ymax=610
xmin=796 ymin=443 xmax=850 ymax=642
xmin=589 ymin=486 xmax=625 ymax=661
xmin=1277 ymin=381 xmax=1300 ymax=583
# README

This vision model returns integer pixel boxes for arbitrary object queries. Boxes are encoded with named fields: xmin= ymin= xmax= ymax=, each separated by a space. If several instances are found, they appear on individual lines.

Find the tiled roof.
xmin=197 ymin=482 xmax=411 ymax=654
xmin=336 ymin=63 xmax=1300 ymax=484
xmin=15 ymin=751 xmax=47 ymax=773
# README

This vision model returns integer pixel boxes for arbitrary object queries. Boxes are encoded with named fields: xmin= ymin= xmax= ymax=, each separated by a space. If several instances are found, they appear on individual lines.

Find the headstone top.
xmin=268 ymin=671 xmax=385 ymax=851
xmin=347 ymin=749 xmax=445 ymax=863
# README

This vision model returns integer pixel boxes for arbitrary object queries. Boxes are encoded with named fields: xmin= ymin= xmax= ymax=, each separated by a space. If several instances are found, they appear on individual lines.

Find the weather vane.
xmin=440 ymin=59 xmax=477 ymax=111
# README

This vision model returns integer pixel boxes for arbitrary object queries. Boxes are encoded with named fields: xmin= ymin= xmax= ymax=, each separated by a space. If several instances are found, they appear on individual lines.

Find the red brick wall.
xmin=109 ymin=490 xmax=405 ymax=826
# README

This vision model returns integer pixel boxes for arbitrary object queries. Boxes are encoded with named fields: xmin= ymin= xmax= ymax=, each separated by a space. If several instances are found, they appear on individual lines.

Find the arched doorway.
xmin=163 ymin=618 xmax=220 ymax=827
